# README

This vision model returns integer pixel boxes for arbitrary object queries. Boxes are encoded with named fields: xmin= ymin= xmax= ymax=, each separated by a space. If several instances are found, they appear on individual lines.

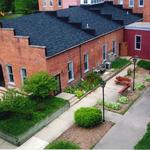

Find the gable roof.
xmin=1 ymin=2 xmax=142 ymax=58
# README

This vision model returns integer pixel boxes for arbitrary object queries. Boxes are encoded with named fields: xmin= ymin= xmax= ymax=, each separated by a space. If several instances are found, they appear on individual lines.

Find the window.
xmin=21 ymin=68 xmax=27 ymax=83
xmin=6 ymin=65 xmax=14 ymax=83
xmin=42 ymin=0 xmax=47 ymax=7
xmin=68 ymin=61 xmax=74 ymax=82
xmin=118 ymin=0 xmax=123 ymax=5
xmin=135 ymin=35 xmax=142 ymax=50
xmin=112 ymin=41 xmax=116 ymax=54
xmin=84 ymin=53 xmax=89 ymax=72
xmin=129 ymin=0 xmax=134 ymax=7
xmin=139 ymin=0 xmax=144 ymax=7
xmin=50 ymin=0 xmax=53 ymax=6
xmin=84 ymin=0 xmax=88 ymax=4
xmin=102 ymin=44 xmax=107 ymax=61
xmin=58 ymin=0 xmax=62 ymax=6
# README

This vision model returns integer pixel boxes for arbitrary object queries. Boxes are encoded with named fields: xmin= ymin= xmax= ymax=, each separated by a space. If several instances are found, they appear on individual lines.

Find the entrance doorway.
xmin=0 ymin=65 xmax=5 ymax=87
xmin=54 ymin=74 xmax=62 ymax=95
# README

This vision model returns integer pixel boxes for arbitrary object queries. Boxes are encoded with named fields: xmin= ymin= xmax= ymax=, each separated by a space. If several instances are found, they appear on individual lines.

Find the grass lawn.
xmin=0 ymin=14 xmax=23 ymax=20
xmin=0 ymin=97 xmax=68 ymax=136
xmin=135 ymin=123 xmax=150 ymax=149
xmin=111 ymin=58 xmax=131 ymax=69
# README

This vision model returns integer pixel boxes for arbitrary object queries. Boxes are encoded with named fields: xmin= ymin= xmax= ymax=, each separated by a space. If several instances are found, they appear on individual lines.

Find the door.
xmin=54 ymin=74 xmax=62 ymax=95
xmin=0 ymin=65 xmax=5 ymax=87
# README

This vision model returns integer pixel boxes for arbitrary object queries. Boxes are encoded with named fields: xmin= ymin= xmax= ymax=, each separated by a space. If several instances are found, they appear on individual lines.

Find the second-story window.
xmin=139 ymin=0 xmax=144 ymax=7
xmin=42 ymin=0 xmax=47 ymax=7
xmin=6 ymin=65 xmax=14 ymax=83
xmin=84 ymin=0 xmax=88 ymax=4
xmin=129 ymin=0 xmax=134 ymax=7
xmin=50 ymin=0 xmax=53 ymax=6
xmin=58 ymin=0 xmax=62 ymax=6
xmin=118 ymin=0 xmax=123 ymax=5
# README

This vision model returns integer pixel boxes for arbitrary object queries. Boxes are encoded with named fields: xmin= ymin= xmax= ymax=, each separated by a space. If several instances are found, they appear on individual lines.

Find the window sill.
xmin=8 ymin=82 xmax=16 ymax=87
xmin=84 ymin=69 xmax=89 ymax=73
xmin=68 ymin=78 xmax=74 ymax=83
xmin=135 ymin=48 xmax=141 ymax=51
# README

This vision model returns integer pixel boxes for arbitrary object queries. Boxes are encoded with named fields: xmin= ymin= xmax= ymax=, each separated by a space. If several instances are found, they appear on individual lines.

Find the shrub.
xmin=46 ymin=140 xmax=80 ymax=149
xmin=144 ymin=76 xmax=150 ymax=82
xmin=135 ymin=83 xmax=145 ymax=90
xmin=112 ymin=58 xmax=131 ymax=69
xmin=118 ymin=96 xmax=129 ymax=104
xmin=74 ymin=89 xmax=85 ymax=98
xmin=23 ymin=72 xmax=57 ymax=101
xmin=127 ymin=68 xmax=132 ymax=76
xmin=74 ymin=107 xmax=102 ymax=128
xmin=137 ymin=60 xmax=150 ymax=70
xmin=97 ymin=100 xmax=121 ymax=111
xmin=36 ymin=103 xmax=46 ymax=111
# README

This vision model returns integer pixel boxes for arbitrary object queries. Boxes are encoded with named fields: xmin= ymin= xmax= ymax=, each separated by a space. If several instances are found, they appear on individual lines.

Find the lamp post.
xmin=101 ymin=80 xmax=106 ymax=122
xmin=132 ymin=56 xmax=138 ymax=91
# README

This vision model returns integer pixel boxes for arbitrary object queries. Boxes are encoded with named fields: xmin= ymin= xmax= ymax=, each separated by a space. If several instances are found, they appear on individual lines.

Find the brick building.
xmin=38 ymin=0 xmax=80 ymax=11
xmin=0 ymin=2 xmax=142 ymax=93
xmin=113 ymin=0 xmax=150 ymax=22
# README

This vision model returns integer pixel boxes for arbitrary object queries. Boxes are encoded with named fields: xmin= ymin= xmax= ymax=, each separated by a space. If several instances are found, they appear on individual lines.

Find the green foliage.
xmin=97 ymin=100 xmax=121 ymax=111
xmin=23 ymin=72 xmax=57 ymax=101
xmin=112 ymin=58 xmax=131 ymax=69
xmin=64 ymin=72 xmax=102 ymax=98
xmin=127 ymin=68 xmax=132 ymax=76
xmin=144 ymin=76 xmax=150 ymax=82
xmin=0 ymin=0 xmax=14 ymax=12
xmin=135 ymin=83 xmax=145 ymax=90
xmin=74 ymin=107 xmax=102 ymax=128
xmin=14 ymin=0 xmax=38 ymax=14
xmin=137 ymin=60 xmax=150 ymax=70
xmin=0 ymin=97 xmax=67 ymax=136
xmin=118 ymin=96 xmax=129 ymax=104
xmin=135 ymin=123 xmax=150 ymax=149
xmin=46 ymin=140 xmax=80 ymax=149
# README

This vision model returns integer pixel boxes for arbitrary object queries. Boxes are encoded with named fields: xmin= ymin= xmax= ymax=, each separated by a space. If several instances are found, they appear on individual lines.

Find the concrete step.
xmin=56 ymin=92 xmax=75 ymax=100
xmin=70 ymin=97 xmax=79 ymax=107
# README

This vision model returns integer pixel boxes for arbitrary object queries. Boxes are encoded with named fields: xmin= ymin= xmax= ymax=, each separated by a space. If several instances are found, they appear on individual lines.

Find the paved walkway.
xmin=95 ymin=87 xmax=150 ymax=149
xmin=0 ymin=64 xmax=141 ymax=149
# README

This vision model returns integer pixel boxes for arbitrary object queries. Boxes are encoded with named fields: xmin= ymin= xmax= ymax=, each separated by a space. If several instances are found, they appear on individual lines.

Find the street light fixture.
xmin=101 ymin=80 xmax=106 ymax=122
xmin=132 ymin=56 xmax=138 ymax=91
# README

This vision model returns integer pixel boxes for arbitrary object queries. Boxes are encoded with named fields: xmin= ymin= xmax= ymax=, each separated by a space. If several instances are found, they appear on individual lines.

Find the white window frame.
xmin=139 ymin=0 xmax=144 ymax=7
xmin=135 ymin=35 xmax=142 ymax=51
xmin=50 ymin=0 xmax=53 ymax=6
xmin=102 ymin=44 xmax=107 ymax=61
xmin=58 ymin=0 xmax=62 ymax=7
xmin=112 ymin=40 xmax=117 ymax=55
xmin=42 ymin=0 xmax=47 ymax=7
xmin=129 ymin=0 xmax=134 ymax=7
xmin=68 ymin=61 xmax=74 ymax=83
xmin=6 ymin=64 xmax=15 ymax=84
xmin=84 ymin=0 xmax=88 ymax=4
xmin=118 ymin=0 xmax=123 ymax=5
xmin=21 ymin=68 xmax=27 ymax=83
xmin=84 ymin=53 xmax=89 ymax=73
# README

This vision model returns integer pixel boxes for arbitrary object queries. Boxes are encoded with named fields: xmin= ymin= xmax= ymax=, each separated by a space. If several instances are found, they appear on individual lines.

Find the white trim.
xmin=129 ymin=0 xmax=134 ymax=7
xmin=6 ymin=64 xmax=15 ymax=83
xmin=58 ymin=0 xmax=62 ymax=7
xmin=20 ymin=68 xmax=27 ymax=83
xmin=125 ymin=27 xmax=150 ymax=31
xmin=135 ymin=35 xmax=142 ymax=51
xmin=42 ymin=0 xmax=47 ymax=7
xmin=102 ymin=44 xmax=107 ymax=61
xmin=49 ymin=0 xmax=53 ymax=7
xmin=67 ymin=61 xmax=74 ymax=83
xmin=139 ymin=0 xmax=144 ymax=7
xmin=84 ymin=53 xmax=89 ymax=73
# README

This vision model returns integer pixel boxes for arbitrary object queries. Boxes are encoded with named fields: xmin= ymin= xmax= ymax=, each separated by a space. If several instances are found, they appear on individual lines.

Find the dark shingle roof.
xmin=1 ymin=2 xmax=142 ymax=57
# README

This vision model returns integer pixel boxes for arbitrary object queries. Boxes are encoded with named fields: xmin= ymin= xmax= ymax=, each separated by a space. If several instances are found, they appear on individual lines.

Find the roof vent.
xmin=126 ymin=11 xmax=129 ymax=15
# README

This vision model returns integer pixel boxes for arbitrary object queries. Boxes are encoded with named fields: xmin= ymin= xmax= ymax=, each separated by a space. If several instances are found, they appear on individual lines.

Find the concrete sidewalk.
xmin=94 ymin=87 xmax=150 ymax=149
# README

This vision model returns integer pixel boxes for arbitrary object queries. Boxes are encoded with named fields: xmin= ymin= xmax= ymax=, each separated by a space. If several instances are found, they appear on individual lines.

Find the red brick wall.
xmin=0 ymin=28 xmax=47 ymax=88
xmin=46 ymin=29 xmax=124 ymax=90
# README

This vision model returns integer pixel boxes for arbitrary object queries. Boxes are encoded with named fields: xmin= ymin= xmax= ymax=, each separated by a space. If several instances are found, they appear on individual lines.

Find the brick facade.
xmin=0 ymin=28 xmax=123 ymax=90
xmin=38 ymin=0 xmax=80 ymax=11
xmin=113 ymin=0 xmax=150 ymax=22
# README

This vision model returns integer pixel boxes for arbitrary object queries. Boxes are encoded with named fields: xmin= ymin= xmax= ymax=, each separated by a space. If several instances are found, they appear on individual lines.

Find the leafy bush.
xmin=97 ymin=100 xmax=121 ymax=111
xmin=112 ymin=58 xmax=131 ymax=69
xmin=46 ymin=140 xmax=80 ymax=149
xmin=23 ymin=72 xmax=57 ymax=101
xmin=144 ymin=76 xmax=150 ymax=82
xmin=118 ymin=96 xmax=129 ymax=104
xmin=74 ymin=107 xmax=102 ymax=128
xmin=135 ymin=83 xmax=145 ymax=90
xmin=127 ymin=68 xmax=132 ymax=76
xmin=36 ymin=103 xmax=46 ymax=111
xmin=74 ymin=89 xmax=85 ymax=98
xmin=137 ymin=60 xmax=150 ymax=70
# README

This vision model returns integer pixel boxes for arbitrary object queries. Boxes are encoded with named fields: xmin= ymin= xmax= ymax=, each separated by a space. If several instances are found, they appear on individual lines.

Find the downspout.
xmin=79 ymin=45 xmax=83 ymax=79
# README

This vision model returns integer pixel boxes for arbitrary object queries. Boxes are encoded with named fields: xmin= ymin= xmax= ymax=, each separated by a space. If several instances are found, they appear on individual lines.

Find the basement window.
xmin=68 ymin=61 xmax=74 ymax=82
xmin=6 ymin=65 xmax=14 ymax=83
xmin=135 ymin=35 xmax=142 ymax=50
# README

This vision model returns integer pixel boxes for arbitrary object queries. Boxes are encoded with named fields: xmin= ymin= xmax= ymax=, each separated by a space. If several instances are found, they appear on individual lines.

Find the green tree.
xmin=14 ymin=0 xmax=38 ymax=14
xmin=23 ymin=72 xmax=57 ymax=101
xmin=0 ymin=0 xmax=14 ymax=12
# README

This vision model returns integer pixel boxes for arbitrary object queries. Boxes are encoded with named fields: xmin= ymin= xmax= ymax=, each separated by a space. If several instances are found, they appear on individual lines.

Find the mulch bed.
xmin=55 ymin=121 xmax=114 ymax=149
